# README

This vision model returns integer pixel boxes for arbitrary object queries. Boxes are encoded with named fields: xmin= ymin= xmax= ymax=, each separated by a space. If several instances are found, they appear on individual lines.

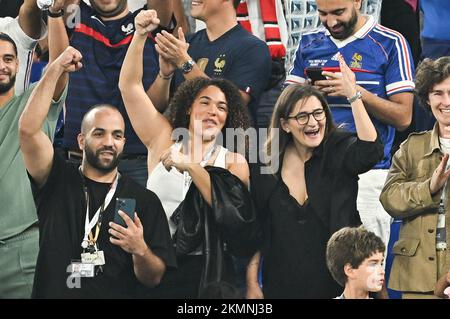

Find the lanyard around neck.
xmin=79 ymin=169 xmax=120 ymax=249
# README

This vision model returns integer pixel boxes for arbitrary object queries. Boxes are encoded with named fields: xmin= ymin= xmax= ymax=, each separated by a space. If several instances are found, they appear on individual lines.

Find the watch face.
xmin=182 ymin=60 xmax=194 ymax=74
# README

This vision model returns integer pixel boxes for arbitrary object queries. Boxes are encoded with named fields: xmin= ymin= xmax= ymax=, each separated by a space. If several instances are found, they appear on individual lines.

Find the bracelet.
xmin=158 ymin=71 xmax=174 ymax=80
xmin=347 ymin=91 xmax=362 ymax=104
xmin=47 ymin=9 xmax=64 ymax=18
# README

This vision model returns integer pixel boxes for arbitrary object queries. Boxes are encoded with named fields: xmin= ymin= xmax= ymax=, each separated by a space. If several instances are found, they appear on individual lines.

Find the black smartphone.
xmin=114 ymin=198 xmax=136 ymax=227
xmin=305 ymin=67 xmax=327 ymax=84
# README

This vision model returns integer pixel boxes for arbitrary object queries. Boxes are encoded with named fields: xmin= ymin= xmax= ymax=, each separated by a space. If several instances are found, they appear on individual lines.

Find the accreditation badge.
xmin=81 ymin=250 xmax=106 ymax=266
xmin=69 ymin=261 xmax=95 ymax=278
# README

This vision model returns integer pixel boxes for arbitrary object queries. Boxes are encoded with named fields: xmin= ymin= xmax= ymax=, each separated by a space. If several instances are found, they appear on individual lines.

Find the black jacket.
xmin=171 ymin=166 xmax=261 ymax=297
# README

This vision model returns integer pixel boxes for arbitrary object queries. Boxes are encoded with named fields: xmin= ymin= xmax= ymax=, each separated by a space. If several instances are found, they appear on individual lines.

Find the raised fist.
xmin=135 ymin=10 xmax=160 ymax=36
xmin=49 ymin=0 xmax=65 ymax=13
xmin=55 ymin=46 xmax=83 ymax=73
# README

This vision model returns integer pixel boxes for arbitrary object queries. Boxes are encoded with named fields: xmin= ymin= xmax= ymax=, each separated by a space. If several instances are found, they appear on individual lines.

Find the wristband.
xmin=47 ymin=9 xmax=64 ymax=18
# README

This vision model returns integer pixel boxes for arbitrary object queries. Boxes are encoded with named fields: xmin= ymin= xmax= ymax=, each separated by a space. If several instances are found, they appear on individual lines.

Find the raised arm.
xmin=19 ymin=47 xmax=82 ymax=187
xmin=48 ymin=0 xmax=71 ymax=100
xmin=172 ymin=0 xmax=190 ymax=34
xmin=119 ymin=10 xmax=173 ymax=151
xmin=18 ymin=0 xmax=43 ymax=40
xmin=316 ymin=60 xmax=413 ymax=132
xmin=335 ymin=54 xmax=377 ymax=142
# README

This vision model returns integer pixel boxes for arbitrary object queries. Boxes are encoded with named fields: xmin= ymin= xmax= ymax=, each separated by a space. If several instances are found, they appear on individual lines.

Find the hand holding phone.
xmin=114 ymin=198 xmax=136 ymax=227
xmin=305 ymin=67 xmax=327 ymax=84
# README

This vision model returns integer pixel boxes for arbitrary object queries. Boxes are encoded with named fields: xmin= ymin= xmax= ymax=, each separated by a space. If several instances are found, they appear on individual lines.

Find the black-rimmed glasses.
xmin=286 ymin=109 xmax=326 ymax=125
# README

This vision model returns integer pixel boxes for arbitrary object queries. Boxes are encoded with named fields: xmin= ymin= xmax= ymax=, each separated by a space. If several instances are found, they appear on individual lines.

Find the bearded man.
xmin=18 ymin=46 xmax=176 ymax=298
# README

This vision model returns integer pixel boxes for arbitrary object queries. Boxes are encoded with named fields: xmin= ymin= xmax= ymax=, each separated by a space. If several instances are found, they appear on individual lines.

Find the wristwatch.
xmin=180 ymin=59 xmax=195 ymax=74
xmin=347 ymin=91 xmax=362 ymax=104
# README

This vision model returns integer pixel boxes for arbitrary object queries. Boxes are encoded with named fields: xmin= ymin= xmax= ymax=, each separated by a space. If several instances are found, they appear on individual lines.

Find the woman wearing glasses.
xmin=246 ymin=55 xmax=384 ymax=299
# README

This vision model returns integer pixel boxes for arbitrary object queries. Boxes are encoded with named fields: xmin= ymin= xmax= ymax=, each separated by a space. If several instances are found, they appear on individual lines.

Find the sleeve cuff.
xmin=418 ymin=178 xmax=441 ymax=207
xmin=13 ymin=17 xmax=48 ymax=51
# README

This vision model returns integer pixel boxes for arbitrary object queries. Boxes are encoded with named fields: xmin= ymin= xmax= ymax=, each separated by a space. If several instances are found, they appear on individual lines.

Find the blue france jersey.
xmin=64 ymin=2 xmax=159 ymax=154
xmin=286 ymin=15 xmax=415 ymax=169
xmin=171 ymin=24 xmax=271 ymax=124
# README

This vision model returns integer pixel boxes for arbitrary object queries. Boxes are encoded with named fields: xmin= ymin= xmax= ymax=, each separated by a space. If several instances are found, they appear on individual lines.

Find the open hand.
xmin=430 ymin=154 xmax=450 ymax=195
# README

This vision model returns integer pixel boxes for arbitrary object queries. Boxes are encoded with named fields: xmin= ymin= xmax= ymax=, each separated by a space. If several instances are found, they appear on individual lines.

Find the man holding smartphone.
xmin=285 ymin=0 xmax=415 ymax=269
xmin=18 ymin=47 xmax=175 ymax=298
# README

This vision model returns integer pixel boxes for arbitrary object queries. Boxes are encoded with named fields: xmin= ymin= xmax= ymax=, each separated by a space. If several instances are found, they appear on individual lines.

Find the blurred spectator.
xmin=381 ymin=0 xmax=421 ymax=67
xmin=30 ymin=41 xmax=48 ymax=83
xmin=420 ymin=0 xmax=450 ymax=60
xmin=236 ymin=0 xmax=288 ymax=129
xmin=0 ymin=0 xmax=24 ymax=18
xmin=381 ymin=0 xmax=422 ymax=160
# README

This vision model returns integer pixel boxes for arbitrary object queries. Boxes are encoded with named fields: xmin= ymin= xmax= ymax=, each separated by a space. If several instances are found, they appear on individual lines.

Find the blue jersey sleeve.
xmin=285 ymin=41 xmax=307 ymax=85
xmin=382 ymin=27 xmax=415 ymax=96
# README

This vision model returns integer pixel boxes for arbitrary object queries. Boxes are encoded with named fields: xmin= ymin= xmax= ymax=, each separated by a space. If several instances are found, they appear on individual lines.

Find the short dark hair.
xmin=233 ymin=0 xmax=241 ymax=9
xmin=415 ymin=57 xmax=450 ymax=108
xmin=326 ymin=226 xmax=385 ymax=287
xmin=0 ymin=32 xmax=18 ymax=57
xmin=80 ymin=104 xmax=122 ymax=134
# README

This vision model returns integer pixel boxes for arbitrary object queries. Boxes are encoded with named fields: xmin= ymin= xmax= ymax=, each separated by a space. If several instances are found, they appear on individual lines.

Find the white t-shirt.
xmin=0 ymin=17 xmax=47 ymax=95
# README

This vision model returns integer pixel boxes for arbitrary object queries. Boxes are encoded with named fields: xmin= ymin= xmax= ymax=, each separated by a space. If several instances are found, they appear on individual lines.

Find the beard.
xmin=325 ymin=8 xmax=358 ymax=40
xmin=0 ymin=73 xmax=16 ymax=94
xmin=89 ymin=0 xmax=127 ymax=18
xmin=84 ymin=144 xmax=121 ymax=173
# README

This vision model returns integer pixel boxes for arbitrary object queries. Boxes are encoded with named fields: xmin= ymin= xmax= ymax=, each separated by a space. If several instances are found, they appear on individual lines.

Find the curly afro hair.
xmin=168 ymin=77 xmax=251 ymax=133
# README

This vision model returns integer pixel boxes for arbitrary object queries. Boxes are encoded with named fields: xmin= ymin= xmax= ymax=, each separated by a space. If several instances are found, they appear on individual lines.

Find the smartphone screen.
xmin=305 ymin=67 xmax=327 ymax=84
xmin=114 ymin=198 xmax=136 ymax=227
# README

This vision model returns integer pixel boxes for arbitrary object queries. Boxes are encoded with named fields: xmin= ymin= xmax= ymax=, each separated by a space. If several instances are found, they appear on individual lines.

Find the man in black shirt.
xmin=18 ymin=46 xmax=176 ymax=298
